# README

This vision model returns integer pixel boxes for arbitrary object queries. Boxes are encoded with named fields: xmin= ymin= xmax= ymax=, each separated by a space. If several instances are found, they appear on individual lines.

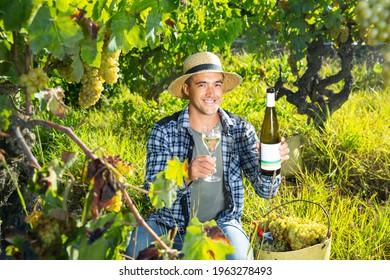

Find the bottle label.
xmin=266 ymin=92 xmax=275 ymax=107
xmin=261 ymin=143 xmax=281 ymax=170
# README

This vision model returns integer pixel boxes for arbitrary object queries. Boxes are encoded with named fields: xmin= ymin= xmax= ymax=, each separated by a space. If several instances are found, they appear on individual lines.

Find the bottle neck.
xmin=266 ymin=91 xmax=275 ymax=107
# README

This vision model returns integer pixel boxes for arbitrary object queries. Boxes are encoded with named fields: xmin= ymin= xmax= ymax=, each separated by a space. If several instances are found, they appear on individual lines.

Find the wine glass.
xmin=201 ymin=126 xmax=221 ymax=182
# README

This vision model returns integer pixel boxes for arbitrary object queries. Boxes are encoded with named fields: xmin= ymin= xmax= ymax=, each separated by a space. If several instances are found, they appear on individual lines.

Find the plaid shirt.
xmin=144 ymin=106 xmax=281 ymax=232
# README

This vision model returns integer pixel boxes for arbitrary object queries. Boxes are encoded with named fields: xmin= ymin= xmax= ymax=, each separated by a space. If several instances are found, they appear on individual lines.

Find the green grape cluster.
xmin=78 ymin=63 xmax=104 ymax=109
xmin=57 ymin=62 xmax=77 ymax=83
xmin=99 ymin=48 xmax=121 ymax=85
xmin=37 ymin=220 xmax=61 ymax=248
xmin=19 ymin=68 xmax=49 ymax=94
xmin=259 ymin=212 xmax=328 ymax=251
xmin=355 ymin=0 xmax=390 ymax=44
xmin=339 ymin=25 xmax=350 ymax=43
xmin=355 ymin=0 xmax=390 ymax=85
xmin=329 ymin=24 xmax=350 ymax=43
xmin=29 ymin=215 xmax=63 ymax=258
xmin=260 ymin=238 xmax=290 ymax=252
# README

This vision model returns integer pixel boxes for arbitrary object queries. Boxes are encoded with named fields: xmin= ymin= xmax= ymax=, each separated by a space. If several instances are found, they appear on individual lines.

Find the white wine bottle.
xmin=260 ymin=87 xmax=281 ymax=176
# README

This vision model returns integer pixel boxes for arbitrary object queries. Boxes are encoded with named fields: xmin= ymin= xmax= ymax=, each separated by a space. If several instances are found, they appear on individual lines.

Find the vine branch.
xmin=119 ymin=185 xmax=175 ymax=259
xmin=12 ymin=125 xmax=41 ymax=169
xmin=28 ymin=119 xmax=98 ymax=161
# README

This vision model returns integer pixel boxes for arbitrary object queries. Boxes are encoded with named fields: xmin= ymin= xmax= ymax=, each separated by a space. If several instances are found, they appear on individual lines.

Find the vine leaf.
xmin=165 ymin=157 xmax=188 ymax=187
xmin=128 ymin=0 xmax=158 ymax=13
xmin=75 ymin=213 xmax=130 ymax=260
xmin=182 ymin=218 xmax=235 ymax=260
xmin=35 ymin=87 xmax=69 ymax=118
xmin=85 ymin=158 xmax=121 ymax=220
xmin=0 ymin=0 xmax=39 ymax=31
xmin=146 ymin=9 xmax=163 ymax=48
xmin=148 ymin=171 xmax=177 ymax=209
xmin=148 ymin=157 xmax=188 ymax=209
xmin=29 ymin=5 xmax=83 ymax=59
xmin=109 ymin=11 xmax=147 ymax=54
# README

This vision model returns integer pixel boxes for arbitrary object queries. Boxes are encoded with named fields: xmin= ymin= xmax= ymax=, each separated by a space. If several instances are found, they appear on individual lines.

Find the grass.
xmin=31 ymin=55 xmax=390 ymax=260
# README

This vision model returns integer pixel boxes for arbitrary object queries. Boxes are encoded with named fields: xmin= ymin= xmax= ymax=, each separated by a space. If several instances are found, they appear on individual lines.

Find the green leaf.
xmin=55 ymin=0 xmax=70 ymax=12
xmin=0 ymin=0 xmax=40 ymax=31
xmin=0 ymin=37 xmax=11 ymax=60
xmin=182 ymin=218 xmax=235 ymax=260
xmin=128 ymin=0 xmax=158 ymax=13
xmin=301 ymin=2 xmax=315 ymax=14
xmin=109 ymin=11 xmax=147 ymax=53
xmin=290 ymin=35 xmax=308 ymax=54
xmin=92 ymin=0 xmax=111 ymax=22
xmin=323 ymin=9 xmax=342 ymax=29
xmin=148 ymin=171 xmax=177 ymax=209
xmin=71 ymin=47 xmax=84 ymax=82
xmin=159 ymin=0 xmax=179 ymax=12
xmin=29 ymin=5 xmax=84 ymax=59
xmin=146 ymin=9 xmax=163 ymax=45
xmin=78 ymin=229 xmax=111 ymax=260
xmin=165 ymin=157 xmax=188 ymax=188
xmin=75 ymin=213 xmax=130 ymax=260
xmin=0 ymin=98 xmax=12 ymax=131
xmin=80 ymin=36 xmax=104 ymax=67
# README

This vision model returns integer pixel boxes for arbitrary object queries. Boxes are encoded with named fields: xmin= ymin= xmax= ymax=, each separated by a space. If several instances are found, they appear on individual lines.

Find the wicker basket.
xmin=256 ymin=199 xmax=332 ymax=260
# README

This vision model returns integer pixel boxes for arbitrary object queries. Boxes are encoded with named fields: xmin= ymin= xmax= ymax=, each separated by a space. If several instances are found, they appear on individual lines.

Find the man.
xmin=126 ymin=52 xmax=289 ymax=260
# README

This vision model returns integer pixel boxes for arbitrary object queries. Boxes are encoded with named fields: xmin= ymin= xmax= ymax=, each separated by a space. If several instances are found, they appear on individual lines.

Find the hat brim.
xmin=167 ymin=70 xmax=242 ymax=99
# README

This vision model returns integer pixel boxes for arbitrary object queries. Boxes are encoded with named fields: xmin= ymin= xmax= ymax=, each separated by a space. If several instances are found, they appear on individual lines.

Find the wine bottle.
xmin=260 ymin=87 xmax=281 ymax=176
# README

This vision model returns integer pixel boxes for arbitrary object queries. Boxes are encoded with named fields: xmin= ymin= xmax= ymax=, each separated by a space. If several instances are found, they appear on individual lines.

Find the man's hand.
xmin=279 ymin=136 xmax=290 ymax=163
xmin=185 ymin=155 xmax=216 ymax=185
xmin=256 ymin=136 xmax=290 ymax=163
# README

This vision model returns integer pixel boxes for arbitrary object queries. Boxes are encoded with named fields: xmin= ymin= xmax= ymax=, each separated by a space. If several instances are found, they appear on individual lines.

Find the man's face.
xmin=183 ymin=72 xmax=224 ymax=116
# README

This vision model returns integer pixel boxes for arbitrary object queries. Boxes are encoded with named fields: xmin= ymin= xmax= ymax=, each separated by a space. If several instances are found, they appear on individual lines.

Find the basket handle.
xmin=262 ymin=199 xmax=331 ymax=239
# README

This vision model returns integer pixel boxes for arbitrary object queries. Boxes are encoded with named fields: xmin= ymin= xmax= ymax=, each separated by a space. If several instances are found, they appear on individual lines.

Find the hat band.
xmin=185 ymin=63 xmax=223 ymax=74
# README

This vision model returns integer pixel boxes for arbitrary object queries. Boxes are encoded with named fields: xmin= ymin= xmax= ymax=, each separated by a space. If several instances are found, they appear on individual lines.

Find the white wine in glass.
xmin=202 ymin=126 xmax=221 ymax=182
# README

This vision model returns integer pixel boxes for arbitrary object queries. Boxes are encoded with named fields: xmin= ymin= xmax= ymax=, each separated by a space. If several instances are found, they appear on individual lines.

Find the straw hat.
xmin=167 ymin=52 xmax=242 ymax=99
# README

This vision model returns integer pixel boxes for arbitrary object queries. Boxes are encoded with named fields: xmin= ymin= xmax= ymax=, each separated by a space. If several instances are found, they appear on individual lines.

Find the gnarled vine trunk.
xmin=275 ymin=37 xmax=355 ymax=129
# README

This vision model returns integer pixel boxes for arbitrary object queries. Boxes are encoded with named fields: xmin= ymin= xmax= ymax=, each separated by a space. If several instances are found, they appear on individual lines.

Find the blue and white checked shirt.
xmin=144 ymin=106 xmax=281 ymax=232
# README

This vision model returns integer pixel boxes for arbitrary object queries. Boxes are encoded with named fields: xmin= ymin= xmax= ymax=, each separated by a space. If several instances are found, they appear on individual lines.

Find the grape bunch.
xmin=99 ymin=48 xmax=121 ymax=85
xmin=78 ymin=63 xmax=104 ymax=109
xmin=355 ymin=0 xmax=390 ymax=85
xmin=29 ymin=215 xmax=63 ymax=258
xmin=105 ymin=154 xmax=135 ymax=178
xmin=355 ymin=0 xmax=390 ymax=44
xmin=106 ymin=190 xmax=123 ymax=213
xmin=257 ymin=212 xmax=328 ymax=251
xmin=27 ymin=213 xmax=76 ymax=259
xmin=19 ymin=68 xmax=49 ymax=94
xmin=57 ymin=61 xmax=77 ymax=83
